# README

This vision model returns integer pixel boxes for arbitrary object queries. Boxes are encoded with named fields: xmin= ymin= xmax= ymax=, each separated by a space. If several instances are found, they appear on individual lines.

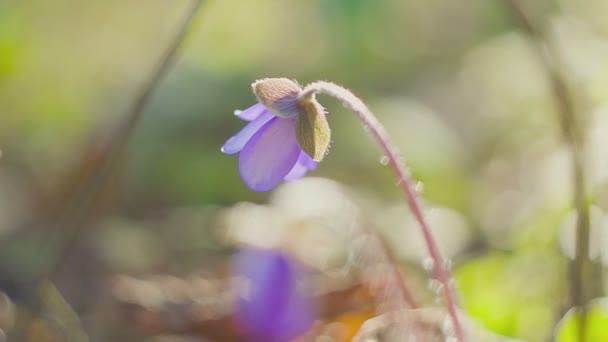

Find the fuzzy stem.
xmin=300 ymin=82 xmax=465 ymax=341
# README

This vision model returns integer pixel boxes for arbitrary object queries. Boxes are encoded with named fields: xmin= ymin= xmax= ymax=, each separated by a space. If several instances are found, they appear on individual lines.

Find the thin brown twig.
xmin=502 ymin=1 xmax=594 ymax=341
xmin=15 ymin=0 xmax=204 ymax=339
xmin=374 ymin=231 xmax=419 ymax=309
xmin=45 ymin=0 xmax=202 ymax=286
xmin=44 ymin=0 xmax=203 ymax=291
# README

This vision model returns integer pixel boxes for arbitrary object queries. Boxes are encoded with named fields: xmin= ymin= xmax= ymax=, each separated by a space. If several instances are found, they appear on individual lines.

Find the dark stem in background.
xmin=359 ymin=220 xmax=419 ymax=310
xmin=503 ymin=1 xmax=599 ymax=341
xmin=375 ymin=231 xmax=419 ymax=309
xmin=300 ymin=82 xmax=466 ymax=341
xmin=17 ymin=0 xmax=203 ymax=338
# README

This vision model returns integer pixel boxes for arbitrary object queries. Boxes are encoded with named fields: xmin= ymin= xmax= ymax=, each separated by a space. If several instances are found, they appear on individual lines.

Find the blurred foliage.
xmin=0 ymin=0 xmax=607 ymax=341
xmin=556 ymin=300 xmax=608 ymax=342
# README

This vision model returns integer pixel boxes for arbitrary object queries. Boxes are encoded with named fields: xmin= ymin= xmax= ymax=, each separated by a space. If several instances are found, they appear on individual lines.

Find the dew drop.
xmin=233 ymin=109 xmax=243 ymax=116
xmin=428 ymin=278 xmax=443 ymax=294
xmin=379 ymin=155 xmax=390 ymax=166
xmin=415 ymin=181 xmax=424 ymax=193
xmin=422 ymin=257 xmax=434 ymax=272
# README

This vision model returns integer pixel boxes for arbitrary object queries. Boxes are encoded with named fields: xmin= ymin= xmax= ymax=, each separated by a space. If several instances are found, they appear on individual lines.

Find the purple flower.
xmin=221 ymin=103 xmax=318 ymax=191
xmin=233 ymin=248 xmax=314 ymax=341
xmin=222 ymin=78 xmax=331 ymax=192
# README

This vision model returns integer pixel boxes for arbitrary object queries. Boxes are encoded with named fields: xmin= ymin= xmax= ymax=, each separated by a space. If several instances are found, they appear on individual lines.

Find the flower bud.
xmin=252 ymin=78 xmax=302 ymax=118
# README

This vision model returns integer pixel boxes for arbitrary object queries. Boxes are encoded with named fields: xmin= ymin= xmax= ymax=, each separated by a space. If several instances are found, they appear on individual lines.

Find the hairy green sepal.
xmin=295 ymin=98 xmax=330 ymax=161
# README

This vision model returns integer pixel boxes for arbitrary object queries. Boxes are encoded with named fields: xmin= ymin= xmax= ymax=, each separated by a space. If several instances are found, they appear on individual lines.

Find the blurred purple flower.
xmin=221 ymin=102 xmax=318 ymax=191
xmin=233 ymin=248 xmax=314 ymax=342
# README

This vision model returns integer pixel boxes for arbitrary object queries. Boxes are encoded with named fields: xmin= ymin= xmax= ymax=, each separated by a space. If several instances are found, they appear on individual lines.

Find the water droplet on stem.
xmin=428 ymin=278 xmax=443 ymax=294
xmin=379 ymin=155 xmax=390 ymax=166
xmin=422 ymin=257 xmax=434 ymax=272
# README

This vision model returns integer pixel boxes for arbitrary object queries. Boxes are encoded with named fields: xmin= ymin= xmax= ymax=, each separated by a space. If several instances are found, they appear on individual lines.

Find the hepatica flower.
xmin=222 ymin=78 xmax=331 ymax=191
xmin=233 ymin=248 xmax=314 ymax=341
xmin=224 ymin=79 xmax=467 ymax=340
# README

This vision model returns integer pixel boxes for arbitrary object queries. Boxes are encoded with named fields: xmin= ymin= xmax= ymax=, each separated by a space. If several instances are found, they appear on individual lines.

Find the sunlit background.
xmin=1 ymin=0 xmax=608 ymax=341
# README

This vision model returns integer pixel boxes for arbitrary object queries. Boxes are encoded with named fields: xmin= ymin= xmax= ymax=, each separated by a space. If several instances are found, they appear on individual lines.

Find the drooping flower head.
xmin=222 ymin=78 xmax=331 ymax=191
xmin=232 ymin=248 xmax=314 ymax=341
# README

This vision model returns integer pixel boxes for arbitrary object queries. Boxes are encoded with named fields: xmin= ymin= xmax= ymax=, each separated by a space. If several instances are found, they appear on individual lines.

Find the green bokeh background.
xmin=1 ymin=0 xmax=608 ymax=340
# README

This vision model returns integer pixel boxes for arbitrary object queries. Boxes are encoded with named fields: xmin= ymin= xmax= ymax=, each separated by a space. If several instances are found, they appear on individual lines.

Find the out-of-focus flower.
xmin=233 ymin=248 xmax=314 ymax=342
xmin=222 ymin=78 xmax=330 ymax=191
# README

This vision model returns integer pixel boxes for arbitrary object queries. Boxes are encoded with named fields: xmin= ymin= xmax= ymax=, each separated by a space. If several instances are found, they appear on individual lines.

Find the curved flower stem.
xmin=300 ymin=82 xmax=465 ymax=341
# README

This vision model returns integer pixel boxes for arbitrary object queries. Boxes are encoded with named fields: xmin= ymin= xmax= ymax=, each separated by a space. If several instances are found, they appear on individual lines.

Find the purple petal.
xmin=298 ymin=151 xmax=318 ymax=170
xmin=239 ymin=117 xmax=301 ymax=192
xmin=283 ymin=151 xmax=318 ymax=181
xmin=222 ymin=110 xmax=274 ymax=155
xmin=236 ymin=102 xmax=267 ymax=121
xmin=233 ymin=248 xmax=314 ymax=341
